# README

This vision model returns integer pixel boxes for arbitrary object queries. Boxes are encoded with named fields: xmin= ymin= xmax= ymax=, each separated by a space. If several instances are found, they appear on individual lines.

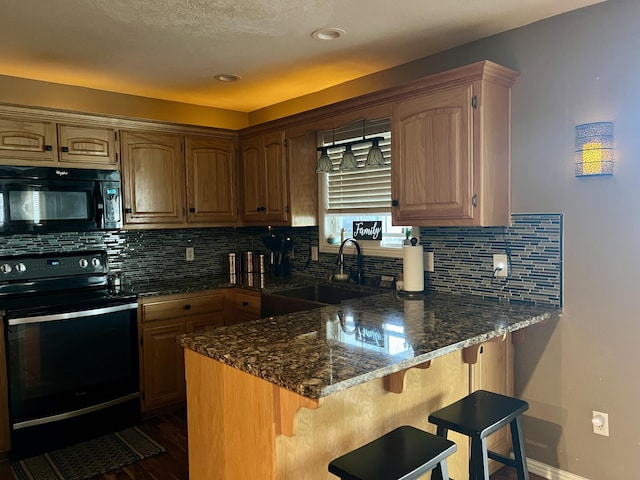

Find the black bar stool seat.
xmin=328 ymin=425 xmax=456 ymax=480
xmin=428 ymin=389 xmax=530 ymax=480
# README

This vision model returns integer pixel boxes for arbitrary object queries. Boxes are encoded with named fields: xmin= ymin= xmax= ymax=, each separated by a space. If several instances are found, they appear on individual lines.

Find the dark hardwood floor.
xmin=0 ymin=408 xmax=545 ymax=479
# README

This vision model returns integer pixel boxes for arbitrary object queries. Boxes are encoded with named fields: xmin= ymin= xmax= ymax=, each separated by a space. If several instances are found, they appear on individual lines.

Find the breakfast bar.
xmin=177 ymin=289 xmax=558 ymax=480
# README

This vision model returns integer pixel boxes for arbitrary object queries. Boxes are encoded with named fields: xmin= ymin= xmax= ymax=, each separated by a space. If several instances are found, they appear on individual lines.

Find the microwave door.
xmin=4 ymin=182 xmax=97 ymax=233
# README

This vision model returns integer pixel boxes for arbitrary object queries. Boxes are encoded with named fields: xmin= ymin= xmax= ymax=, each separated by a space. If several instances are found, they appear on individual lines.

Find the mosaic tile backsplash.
xmin=0 ymin=213 xmax=562 ymax=306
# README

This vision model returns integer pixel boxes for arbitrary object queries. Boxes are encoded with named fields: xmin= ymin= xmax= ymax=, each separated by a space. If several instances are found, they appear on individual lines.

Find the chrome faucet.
xmin=336 ymin=238 xmax=365 ymax=285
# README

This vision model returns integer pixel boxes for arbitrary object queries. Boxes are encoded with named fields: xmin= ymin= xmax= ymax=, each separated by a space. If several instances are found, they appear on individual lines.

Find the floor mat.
xmin=11 ymin=426 xmax=166 ymax=480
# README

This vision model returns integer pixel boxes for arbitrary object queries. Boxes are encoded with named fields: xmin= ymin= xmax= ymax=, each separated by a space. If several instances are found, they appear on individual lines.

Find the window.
xmin=318 ymin=118 xmax=412 ymax=258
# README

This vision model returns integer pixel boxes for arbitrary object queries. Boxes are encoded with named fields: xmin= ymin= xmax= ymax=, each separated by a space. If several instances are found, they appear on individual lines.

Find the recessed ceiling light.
xmin=214 ymin=74 xmax=241 ymax=82
xmin=311 ymin=28 xmax=345 ymax=41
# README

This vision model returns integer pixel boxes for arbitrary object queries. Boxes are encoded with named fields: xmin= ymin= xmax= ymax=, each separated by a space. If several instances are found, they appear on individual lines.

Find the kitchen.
xmin=0 ymin=0 xmax=637 ymax=479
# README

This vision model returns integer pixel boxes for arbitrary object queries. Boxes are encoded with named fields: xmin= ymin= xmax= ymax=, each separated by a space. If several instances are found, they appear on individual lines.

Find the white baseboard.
xmin=528 ymin=458 xmax=591 ymax=480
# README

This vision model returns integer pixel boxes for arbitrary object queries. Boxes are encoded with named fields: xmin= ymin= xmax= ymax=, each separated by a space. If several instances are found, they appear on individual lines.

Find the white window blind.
xmin=320 ymin=118 xmax=391 ymax=214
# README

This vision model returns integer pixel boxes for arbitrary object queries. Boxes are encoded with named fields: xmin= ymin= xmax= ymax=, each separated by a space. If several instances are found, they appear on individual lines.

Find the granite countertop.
xmin=127 ymin=273 xmax=322 ymax=297
xmin=177 ymin=290 xmax=559 ymax=399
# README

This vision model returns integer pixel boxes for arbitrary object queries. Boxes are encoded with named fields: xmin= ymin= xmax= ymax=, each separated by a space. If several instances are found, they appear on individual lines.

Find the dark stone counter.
xmin=177 ymin=289 xmax=558 ymax=399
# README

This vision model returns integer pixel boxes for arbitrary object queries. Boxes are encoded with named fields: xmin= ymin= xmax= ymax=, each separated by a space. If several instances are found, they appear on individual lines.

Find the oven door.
xmin=6 ymin=302 xmax=139 ymax=430
xmin=1 ymin=179 xmax=98 ymax=233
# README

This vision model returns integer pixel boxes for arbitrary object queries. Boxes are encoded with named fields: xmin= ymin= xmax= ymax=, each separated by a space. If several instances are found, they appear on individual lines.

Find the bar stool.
xmin=428 ymin=389 xmax=529 ymax=480
xmin=328 ymin=425 xmax=456 ymax=480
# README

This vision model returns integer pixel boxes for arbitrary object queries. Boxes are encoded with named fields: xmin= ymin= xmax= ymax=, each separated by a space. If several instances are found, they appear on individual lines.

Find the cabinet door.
xmin=240 ymin=135 xmax=264 ymax=222
xmin=58 ymin=124 xmax=118 ymax=166
xmin=185 ymin=136 xmax=237 ymax=225
xmin=240 ymin=131 xmax=288 ymax=225
xmin=261 ymin=131 xmax=288 ymax=223
xmin=391 ymin=85 xmax=473 ymax=224
xmin=0 ymin=117 xmax=56 ymax=163
xmin=228 ymin=289 xmax=261 ymax=325
xmin=121 ymin=131 xmax=185 ymax=225
xmin=141 ymin=322 xmax=188 ymax=411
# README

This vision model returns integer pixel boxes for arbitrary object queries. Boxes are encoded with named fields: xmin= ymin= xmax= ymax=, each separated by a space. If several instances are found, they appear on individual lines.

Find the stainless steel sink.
xmin=260 ymin=285 xmax=374 ymax=317
xmin=273 ymin=285 xmax=373 ymax=304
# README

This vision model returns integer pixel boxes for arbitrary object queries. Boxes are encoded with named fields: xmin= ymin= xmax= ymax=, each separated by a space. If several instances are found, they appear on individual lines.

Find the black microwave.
xmin=0 ymin=166 xmax=123 ymax=234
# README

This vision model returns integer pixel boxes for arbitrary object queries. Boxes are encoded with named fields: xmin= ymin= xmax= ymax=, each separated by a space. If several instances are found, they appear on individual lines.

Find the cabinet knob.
xmin=61 ymin=146 xmax=69 ymax=153
xmin=45 ymin=145 xmax=53 ymax=152
xmin=189 ymin=207 xmax=196 ymax=213
xmin=124 ymin=208 xmax=132 ymax=214
xmin=391 ymin=200 xmax=399 ymax=207
xmin=242 ymin=301 xmax=249 ymax=307
xmin=184 ymin=304 xmax=191 ymax=310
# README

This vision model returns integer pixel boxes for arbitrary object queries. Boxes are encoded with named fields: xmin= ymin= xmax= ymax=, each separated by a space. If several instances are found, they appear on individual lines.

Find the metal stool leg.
xmin=431 ymin=426 xmax=449 ymax=480
xmin=510 ymin=416 xmax=529 ymax=480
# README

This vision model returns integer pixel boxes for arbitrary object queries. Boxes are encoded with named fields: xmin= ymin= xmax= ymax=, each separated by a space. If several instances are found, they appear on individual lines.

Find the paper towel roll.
xmin=403 ymin=244 xmax=424 ymax=292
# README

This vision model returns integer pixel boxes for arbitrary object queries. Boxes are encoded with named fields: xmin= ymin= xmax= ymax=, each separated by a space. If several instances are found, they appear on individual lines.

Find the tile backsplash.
xmin=0 ymin=213 xmax=562 ymax=306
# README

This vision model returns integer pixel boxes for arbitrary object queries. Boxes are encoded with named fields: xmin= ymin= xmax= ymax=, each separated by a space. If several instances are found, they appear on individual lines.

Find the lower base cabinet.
xmin=138 ymin=288 xmax=261 ymax=414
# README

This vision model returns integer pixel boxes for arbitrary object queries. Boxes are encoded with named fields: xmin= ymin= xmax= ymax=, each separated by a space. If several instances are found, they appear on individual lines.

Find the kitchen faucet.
xmin=336 ymin=238 xmax=365 ymax=285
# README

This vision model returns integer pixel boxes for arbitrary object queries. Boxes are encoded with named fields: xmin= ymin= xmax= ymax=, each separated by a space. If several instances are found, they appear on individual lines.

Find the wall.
xmin=396 ymin=1 xmax=636 ymax=478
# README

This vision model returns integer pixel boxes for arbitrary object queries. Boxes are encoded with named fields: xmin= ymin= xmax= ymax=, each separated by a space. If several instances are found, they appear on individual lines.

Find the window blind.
xmin=320 ymin=118 xmax=391 ymax=214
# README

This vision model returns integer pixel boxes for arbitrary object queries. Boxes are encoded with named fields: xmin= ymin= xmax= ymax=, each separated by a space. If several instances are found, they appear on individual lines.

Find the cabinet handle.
xmin=124 ymin=208 xmax=132 ymax=214
xmin=391 ymin=200 xmax=399 ymax=207
xmin=184 ymin=304 xmax=191 ymax=310
xmin=242 ymin=301 xmax=249 ymax=307
xmin=45 ymin=145 xmax=53 ymax=151
xmin=61 ymin=146 xmax=69 ymax=153
xmin=472 ymin=194 xmax=477 ymax=207
xmin=189 ymin=207 xmax=196 ymax=213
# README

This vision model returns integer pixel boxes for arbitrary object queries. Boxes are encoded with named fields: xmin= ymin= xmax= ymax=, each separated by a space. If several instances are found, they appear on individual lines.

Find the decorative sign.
xmin=352 ymin=221 xmax=382 ymax=241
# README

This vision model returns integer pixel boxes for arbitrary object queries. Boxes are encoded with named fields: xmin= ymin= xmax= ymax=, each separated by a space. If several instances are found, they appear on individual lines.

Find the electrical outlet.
xmin=592 ymin=411 xmax=609 ymax=436
xmin=186 ymin=247 xmax=195 ymax=262
xmin=311 ymin=245 xmax=319 ymax=261
xmin=493 ymin=254 xmax=508 ymax=277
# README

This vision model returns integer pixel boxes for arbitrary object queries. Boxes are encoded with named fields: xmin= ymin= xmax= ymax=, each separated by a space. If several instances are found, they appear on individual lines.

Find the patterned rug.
xmin=11 ymin=426 xmax=166 ymax=480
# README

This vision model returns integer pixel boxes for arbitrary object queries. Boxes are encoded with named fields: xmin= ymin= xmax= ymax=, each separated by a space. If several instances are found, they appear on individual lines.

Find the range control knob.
xmin=0 ymin=263 xmax=12 ymax=274
xmin=91 ymin=257 xmax=102 ymax=268
xmin=15 ymin=263 xmax=26 ymax=273
xmin=79 ymin=259 xmax=89 ymax=268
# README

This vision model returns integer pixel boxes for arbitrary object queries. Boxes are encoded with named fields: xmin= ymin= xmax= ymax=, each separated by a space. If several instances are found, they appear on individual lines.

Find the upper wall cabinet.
xmin=240 ymin=130 xmax=288 ymax=225
xmin=391 ymin=62 xmax=517 ymax=227
xmin=121 ymin=130 xmax=238 ymax=229
xmin=0 ymin=116 xmax=118 ymax=168
xmin=239 ymin=129 xmax=318 ymax=227
xmin=121 ymin=131 xmax=186 ymax=226
xmin=185 ymin=136 xmax=237 ymax=225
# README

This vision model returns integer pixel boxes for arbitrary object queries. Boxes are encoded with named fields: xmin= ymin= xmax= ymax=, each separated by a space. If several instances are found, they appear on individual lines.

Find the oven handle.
xmin=8 ymin=302 xmax=138 ymax=326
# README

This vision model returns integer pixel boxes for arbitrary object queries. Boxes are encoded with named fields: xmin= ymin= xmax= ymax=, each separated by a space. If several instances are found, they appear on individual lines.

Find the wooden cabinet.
xmin=121 ymin=130 xmax=185 ymax=226
xmin=0 ymin=116 xmax=57 ymax=163
xmin=240 ymin=130 xmax=288 ymax=225
xmin=391 ymin=62 xmax=517 ymax=226
xmin=185 ymin=135 xmax=237 ymax=225
xmin=121 ymin=131 xmax=238 ymax=229
xmin=227 ymin=288 xmax=261 ymax=325
xmin=0 ymin=116 xmax=119 ymax=168
xmin=138 ymin=290 xmax=225 ymax=413
xmin=57 ymin=123 xmax=118 ymax=166
xmin=239 ymin=129 xmax=318 ymax=227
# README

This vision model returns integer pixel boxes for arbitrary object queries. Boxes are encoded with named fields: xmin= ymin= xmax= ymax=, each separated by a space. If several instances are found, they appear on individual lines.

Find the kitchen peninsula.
xmin=177 ymin=289 xmax=558 ymax=480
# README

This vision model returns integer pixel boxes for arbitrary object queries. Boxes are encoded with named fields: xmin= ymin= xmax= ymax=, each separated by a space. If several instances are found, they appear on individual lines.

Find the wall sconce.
xmin=575 ymin=122 xmax=614 ymax=176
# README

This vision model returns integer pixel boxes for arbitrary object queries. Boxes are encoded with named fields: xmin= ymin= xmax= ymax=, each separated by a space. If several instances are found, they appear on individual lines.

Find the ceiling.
xmin=0 ymin=0 xmax=603 ymax=113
